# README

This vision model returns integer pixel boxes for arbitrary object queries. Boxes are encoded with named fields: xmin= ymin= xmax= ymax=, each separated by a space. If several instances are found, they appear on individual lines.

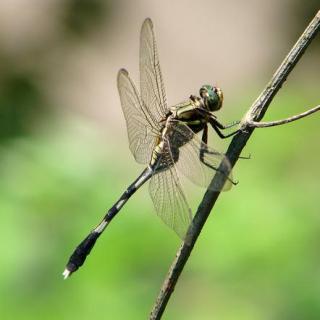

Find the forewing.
xmin=117 ymin=69 xmax=159 ymax=164
xmin=140 ymin=18 xmax=168 ymax=124
xmin=149 ymin=144 xmax=192 ymax=239
xmin=171 ymin=122 xmax=233 ymax=191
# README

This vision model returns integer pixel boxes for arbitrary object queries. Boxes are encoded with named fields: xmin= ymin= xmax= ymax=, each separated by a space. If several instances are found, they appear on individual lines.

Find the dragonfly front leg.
xmin=209 ymin=118 xmax=251 ymax=160
xmin=209 ymin=118 xmax=240 ymax=139
xmin=211 ymin=118 xmax=240 ymax=129
xmin=199 ymin=125 xmax=238 ymax=186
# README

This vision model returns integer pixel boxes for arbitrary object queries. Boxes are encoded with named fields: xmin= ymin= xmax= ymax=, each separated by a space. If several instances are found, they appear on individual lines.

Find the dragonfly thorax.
xmin=199 ymin=85 xmax=223 ymax=112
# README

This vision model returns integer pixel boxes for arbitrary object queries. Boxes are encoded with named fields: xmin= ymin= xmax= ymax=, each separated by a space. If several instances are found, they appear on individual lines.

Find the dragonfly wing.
xmin=117 ymin=69 xmax=160 ymax=164
xmin=140 ymin=18 xmax=168 ymax=124
xmin=170 ymin=122 xmax=233 ymax=191
xmin=149 ymin=143 xmax=192 ymax=239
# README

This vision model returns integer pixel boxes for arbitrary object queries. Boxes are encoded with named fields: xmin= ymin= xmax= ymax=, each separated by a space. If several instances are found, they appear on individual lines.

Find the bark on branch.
xmin=150 ymin=10 xmax=320 ymax=320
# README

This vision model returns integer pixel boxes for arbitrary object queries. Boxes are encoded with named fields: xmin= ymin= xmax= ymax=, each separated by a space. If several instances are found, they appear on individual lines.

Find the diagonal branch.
xmin=150 ymin=10 xmax=320 ymax=320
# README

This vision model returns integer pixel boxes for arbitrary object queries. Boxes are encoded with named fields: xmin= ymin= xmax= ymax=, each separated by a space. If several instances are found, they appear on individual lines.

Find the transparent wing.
xmin=169 ymin=121 xmax=233 ymax=191
xmin=117 ymin=69 xmax=160 ymax=164
xmin=140 ymin=18 xmax=168 ymax=124
xmin=149 ymin=143 xmax=192 ymax=239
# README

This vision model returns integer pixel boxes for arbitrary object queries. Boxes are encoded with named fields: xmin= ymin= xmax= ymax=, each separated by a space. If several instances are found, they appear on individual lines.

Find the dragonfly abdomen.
xmin=63 ymin=166 xmax=153 ymax=278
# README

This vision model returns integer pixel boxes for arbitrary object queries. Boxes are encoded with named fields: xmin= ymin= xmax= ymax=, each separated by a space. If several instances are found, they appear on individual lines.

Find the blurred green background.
xmin=0 ymin=1 xmax=319 ymax=319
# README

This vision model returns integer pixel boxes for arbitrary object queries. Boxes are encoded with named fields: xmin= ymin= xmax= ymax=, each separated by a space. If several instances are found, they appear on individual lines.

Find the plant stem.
xmin=247 ymin=105 xmax=320 ymax=128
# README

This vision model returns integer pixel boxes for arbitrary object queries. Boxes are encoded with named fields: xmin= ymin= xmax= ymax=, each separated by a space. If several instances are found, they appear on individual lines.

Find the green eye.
xmin=199 ymin=85 xmax=223 ymax=111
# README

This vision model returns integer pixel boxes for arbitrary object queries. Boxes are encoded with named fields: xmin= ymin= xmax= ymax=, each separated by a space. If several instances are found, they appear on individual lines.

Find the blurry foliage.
xmin=0 ymin=0 xmax=115 ymax=142
xmin=0 ymin=72 xmax=44 ymax=141
xmin=61 ymin=0 xmax=113 ymax=37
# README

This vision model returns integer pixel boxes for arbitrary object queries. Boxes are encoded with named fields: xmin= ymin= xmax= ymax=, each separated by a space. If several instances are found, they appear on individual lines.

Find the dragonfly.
xmin=63 ymin=18 xmax=240 ymax=279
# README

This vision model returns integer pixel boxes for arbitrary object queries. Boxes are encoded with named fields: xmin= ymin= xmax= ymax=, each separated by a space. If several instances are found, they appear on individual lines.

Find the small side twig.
xmin=150 ymin=10 xmax=320 ymax=320
xmin=248 ymin=104 xmax=320 ymax=128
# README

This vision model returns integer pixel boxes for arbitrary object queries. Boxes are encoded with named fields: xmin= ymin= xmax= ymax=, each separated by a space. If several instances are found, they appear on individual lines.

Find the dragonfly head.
xmin=200 ymin=85 xmax=223 ymax=111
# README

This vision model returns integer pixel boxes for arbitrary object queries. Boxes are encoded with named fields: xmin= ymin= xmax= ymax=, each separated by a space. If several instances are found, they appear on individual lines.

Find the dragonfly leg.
xmin=209 ymin=119 xmax=250 ymax=159
xmin=199 ymin=124 xmax=209 ymax=163
xmin=239 ymin=153 xmax=251 ymax=160
xmin=211 ymin=118 xmax=240 ymax=129
xmin=209 ymin=118 xmax=240 ymax=139
xmin=199 ymin=127 xmax=238 ymax=186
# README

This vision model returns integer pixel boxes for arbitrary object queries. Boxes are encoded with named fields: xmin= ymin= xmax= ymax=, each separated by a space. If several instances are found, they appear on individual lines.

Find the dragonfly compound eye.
xmin=200 ymin=85 xmax=223 ymax=111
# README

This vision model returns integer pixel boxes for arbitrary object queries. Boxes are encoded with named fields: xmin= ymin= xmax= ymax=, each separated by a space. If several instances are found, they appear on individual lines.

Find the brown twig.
xmin=150 ymin=10 xmax=320 ymax=320
xmin=247 ymin=104 xmax=320 ymax=128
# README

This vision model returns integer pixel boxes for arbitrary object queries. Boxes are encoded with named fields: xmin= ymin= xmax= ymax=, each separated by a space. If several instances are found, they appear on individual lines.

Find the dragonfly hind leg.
xmin=199 ymin=125 xmax=238 ymax=186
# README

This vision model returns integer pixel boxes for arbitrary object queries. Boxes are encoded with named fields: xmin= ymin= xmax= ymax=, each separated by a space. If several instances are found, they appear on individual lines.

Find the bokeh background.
xmin=0 ymin=1 xmax=319 ymax=319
